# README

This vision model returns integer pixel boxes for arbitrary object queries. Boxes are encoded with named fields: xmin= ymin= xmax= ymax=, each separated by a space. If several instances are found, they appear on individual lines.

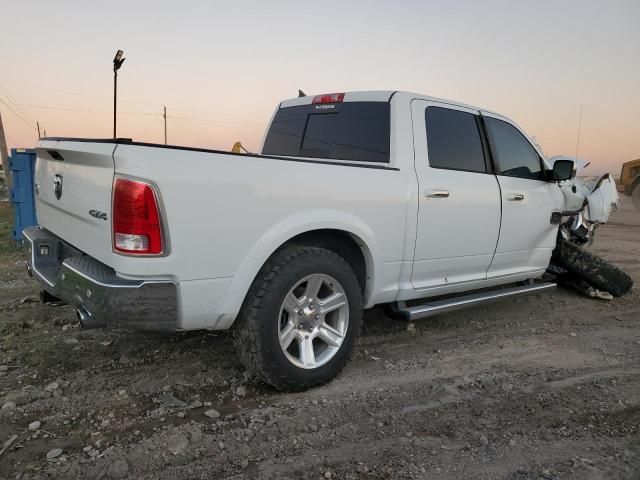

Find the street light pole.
xmin=113 ymin=68 xmax=117 ymax=138
xmin=112 ymin=50 xmax=126 ymax=138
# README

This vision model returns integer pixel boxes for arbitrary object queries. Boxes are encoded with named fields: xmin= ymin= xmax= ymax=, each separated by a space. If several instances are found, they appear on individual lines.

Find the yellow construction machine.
xmin=231 ymin=142 xmax=249 ymax=154
xmin=617 ymin=159 xmax=640 ymax=209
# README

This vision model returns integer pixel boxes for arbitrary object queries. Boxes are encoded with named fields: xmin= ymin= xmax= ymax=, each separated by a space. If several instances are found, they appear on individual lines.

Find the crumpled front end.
xmin=548 ymin=156 xmax=621 ymax=245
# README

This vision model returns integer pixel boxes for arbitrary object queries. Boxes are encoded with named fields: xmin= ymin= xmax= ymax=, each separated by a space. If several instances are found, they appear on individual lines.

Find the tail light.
xmin=312 ymin=93 xmax=345 ymax=104
xmin=112 ymin=177 xmax=164 ymax=255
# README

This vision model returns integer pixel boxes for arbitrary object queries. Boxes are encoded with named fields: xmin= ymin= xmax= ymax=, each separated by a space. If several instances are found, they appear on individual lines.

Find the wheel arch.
xmin=216 ymin=212 xmax=379 ymax=329
xmin=283 ymin=229 xmax=370 ymax=295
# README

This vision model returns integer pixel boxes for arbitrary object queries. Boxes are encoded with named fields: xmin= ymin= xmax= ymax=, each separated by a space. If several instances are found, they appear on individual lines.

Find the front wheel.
xmin=552 ymin=239 xmax=633 ymax=297
xmin=233 ymin=246 xmax=363 ymax=391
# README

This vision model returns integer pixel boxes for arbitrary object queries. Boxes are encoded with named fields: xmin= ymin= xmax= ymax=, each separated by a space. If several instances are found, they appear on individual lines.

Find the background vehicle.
xmin=616 ymin=158 xmax=640 ymax=209
xmin=24 ymin=91 xmax=632 ymax=390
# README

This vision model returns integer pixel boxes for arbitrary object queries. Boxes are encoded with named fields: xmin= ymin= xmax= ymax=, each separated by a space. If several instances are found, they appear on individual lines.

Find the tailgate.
xmin=34 ymin=140 xmax=116 ymax=267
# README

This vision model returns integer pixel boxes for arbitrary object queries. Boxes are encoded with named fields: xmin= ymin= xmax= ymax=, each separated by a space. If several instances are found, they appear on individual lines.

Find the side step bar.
xmin=390 ymin=282 xmax=556 ymax=321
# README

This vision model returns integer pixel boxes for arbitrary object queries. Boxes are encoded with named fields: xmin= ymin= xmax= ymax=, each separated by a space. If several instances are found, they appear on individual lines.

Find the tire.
xmin=232 ymin=246 xmax=363 ymax=391
xmin=632 ymin=183 xmax=640 ymax=210
xmin=552 ymin=239 xmax=633 ymax=297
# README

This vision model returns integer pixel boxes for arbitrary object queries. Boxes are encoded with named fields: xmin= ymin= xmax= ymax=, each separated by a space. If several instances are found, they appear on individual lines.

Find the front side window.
xmin=485 ymin=117 xmax=543 ymax=180
xmin=425 ymin=107 xmax=487 ymax=173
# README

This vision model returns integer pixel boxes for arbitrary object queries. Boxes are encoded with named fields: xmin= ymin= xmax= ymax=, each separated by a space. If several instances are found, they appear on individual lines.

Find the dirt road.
xmin=1 ymin=202 xmax=639 ymax=480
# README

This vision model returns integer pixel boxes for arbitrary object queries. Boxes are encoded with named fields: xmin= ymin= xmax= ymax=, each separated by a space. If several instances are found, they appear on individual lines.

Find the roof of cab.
xmin=278 ymin=90 xmax=501 ymax=117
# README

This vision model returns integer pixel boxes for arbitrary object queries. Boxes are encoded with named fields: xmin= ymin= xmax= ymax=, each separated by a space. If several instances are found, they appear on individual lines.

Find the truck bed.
xmin=34 ymin=137 xmax=412 ymax=328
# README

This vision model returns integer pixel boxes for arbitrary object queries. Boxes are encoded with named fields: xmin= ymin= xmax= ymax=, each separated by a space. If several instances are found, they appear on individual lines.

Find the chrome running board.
xmin=390 ymin=282 xmax=556 ymax=321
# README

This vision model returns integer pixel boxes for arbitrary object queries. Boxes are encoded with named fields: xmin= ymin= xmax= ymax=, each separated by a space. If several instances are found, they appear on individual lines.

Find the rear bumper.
xmin=23 ymin=226 xmax=178 ymax=331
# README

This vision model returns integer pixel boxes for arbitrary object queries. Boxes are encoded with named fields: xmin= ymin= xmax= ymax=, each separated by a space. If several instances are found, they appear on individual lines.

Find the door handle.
xmin=426 ymin=189 xmax=450 ymax=198
xmin=508 ymin=193 xmax=525 ymax=201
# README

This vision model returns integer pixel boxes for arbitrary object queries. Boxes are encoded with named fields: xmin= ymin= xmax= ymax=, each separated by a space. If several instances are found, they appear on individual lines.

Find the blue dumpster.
xmin=9 ymin=148 xmax=37 ymax=241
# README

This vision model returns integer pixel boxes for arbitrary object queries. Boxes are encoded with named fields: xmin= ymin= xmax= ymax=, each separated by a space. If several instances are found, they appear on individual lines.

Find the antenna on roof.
xmin=298 ymin=90 xmax=306 ymax=98
xmin=575 ymin=104 xmax=583 ymax=160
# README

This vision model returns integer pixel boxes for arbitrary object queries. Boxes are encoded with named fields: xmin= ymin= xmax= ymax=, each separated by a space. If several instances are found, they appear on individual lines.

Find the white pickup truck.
xmin=25 ymin=90 xmax=630 ymax=390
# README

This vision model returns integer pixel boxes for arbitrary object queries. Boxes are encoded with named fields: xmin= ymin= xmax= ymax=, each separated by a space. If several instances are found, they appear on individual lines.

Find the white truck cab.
xmin=25 ymin=90 xmax=578 ymax=390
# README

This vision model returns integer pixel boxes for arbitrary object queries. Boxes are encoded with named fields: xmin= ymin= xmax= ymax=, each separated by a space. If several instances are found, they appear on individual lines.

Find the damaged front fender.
xmin=549 ymin=155 xmax=620 ymax=227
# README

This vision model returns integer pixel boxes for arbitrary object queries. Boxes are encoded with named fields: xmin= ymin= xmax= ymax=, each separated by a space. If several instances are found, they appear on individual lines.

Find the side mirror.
xmin=550 ymin=159 xmax=575 ymax=181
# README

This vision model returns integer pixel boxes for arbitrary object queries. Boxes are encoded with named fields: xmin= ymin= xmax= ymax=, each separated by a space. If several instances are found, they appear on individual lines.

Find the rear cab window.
xmin=262 ymin=102 xmax=390 ymax=163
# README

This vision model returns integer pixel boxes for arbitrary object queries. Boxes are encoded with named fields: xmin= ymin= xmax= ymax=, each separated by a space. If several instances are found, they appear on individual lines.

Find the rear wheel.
xmin=233 ymin=246 xmax=363 ymax=391
xmin=552 ymin=239 xmax=633 ymax=297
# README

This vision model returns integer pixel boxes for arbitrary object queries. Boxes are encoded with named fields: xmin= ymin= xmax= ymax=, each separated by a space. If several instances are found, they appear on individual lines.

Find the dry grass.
xmin=0 ymin=201 xmax=19 ymax=256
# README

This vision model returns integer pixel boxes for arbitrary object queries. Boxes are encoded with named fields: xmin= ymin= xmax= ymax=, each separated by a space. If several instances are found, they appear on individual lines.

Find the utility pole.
xmin=0 ymin=111 xmax=10 ymax=192
xmin=163 ymin=106 xmax=167 ymax=145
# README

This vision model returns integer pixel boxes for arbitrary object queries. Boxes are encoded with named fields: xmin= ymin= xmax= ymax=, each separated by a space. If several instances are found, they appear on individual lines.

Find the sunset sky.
xmin=1 ymin=0 xmax=638 ymax=174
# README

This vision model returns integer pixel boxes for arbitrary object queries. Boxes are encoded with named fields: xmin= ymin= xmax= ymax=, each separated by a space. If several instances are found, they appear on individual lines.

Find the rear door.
xmin=410 ymin=100 xmax=501 ymax=290
xmin=34 ymin=140 xmax=116 ymax=266
xmin=482 ymin=114 xmax=564 ymax=277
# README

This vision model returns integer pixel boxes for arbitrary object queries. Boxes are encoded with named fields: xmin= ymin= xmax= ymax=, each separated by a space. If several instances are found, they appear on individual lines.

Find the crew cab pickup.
xmin=25 ymin=91 xmax=576 ymax=390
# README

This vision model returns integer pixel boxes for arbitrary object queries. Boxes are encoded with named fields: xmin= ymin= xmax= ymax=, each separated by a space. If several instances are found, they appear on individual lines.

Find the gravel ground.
xmin=0 ymin=202 xmax=639 ymax=480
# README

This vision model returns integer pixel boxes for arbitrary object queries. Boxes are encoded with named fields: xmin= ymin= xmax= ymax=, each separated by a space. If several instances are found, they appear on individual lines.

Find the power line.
xmin=168 ymin=115 xmax=265 ymax=128
xmin=1 ymin=88 xmax=267 ymax=145
xmin=168 ymin=106 xmax=266 ymax=119
xmin=0 ymin=77 xmax=161 ymax=108
xmin=141 ymin=115 xmax=162 ymax=136
xmin=0 ymin=77 xmax=264 ymax=121
xmin=14 ymin=102 xmax=265 ymax=127
xmin=0 ymin=82 xmax=44 ymax=145
xmin=15 ymin=103 xmax=161 ymax=116
xmin=140 ymin=115 xmax=164 ymax=140
xmin=0 ymin=90 xmax=37 ymax=129
xmin=0 ymin=97 xmax=37 ymax=130
xmin=17 ymin=102 xmax=263 ymax=125
xmin=0 ymin=84 xmax=38 ymax=126
xmin=4 ymin=129 xmax=20 ymax=147
xmin=144 ymin=116 xmax=164 ymax=142
xmin=0 ymin=112 xmax=20 ymax=149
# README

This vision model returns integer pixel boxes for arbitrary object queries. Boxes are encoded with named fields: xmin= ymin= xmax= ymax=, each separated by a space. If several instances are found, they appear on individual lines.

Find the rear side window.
xmin=485 ymin=117 xmax=543 ymax=180
xmin=425 ymin=107 xmax=487 ymax=173
xmin=262 ymin=102 xmax=390 ymax=162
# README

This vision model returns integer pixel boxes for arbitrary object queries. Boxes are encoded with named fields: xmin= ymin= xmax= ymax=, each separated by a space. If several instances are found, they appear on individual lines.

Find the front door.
xmin=481 ymin=113 xmax=564 ymax=277
xmin=410 ymin=100 xmax=501 ymax=291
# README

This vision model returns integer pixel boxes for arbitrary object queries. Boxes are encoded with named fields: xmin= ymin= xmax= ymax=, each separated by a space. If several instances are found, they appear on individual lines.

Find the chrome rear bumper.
xmin=23 ymin=226 xmax=178 ymax=331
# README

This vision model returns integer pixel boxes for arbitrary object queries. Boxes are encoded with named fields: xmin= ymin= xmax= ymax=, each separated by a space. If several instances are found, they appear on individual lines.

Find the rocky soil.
xmin=0 ymin=203 xmax=639 ymax=480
